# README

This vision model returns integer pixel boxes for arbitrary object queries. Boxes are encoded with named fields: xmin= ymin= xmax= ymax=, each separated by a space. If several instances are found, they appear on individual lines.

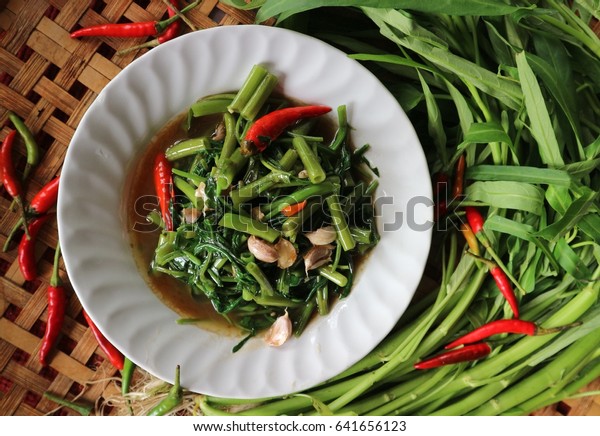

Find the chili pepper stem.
xmin=15 ymin=196 xmax=30 ymax=239
xmin=2 ymin=217 xmax=23 ymax=252
xmin=478 ymin=235 xmax=527 ymax=296
xmin=156 ymin=1 xmax=199 ymax=33
xmin=116 ymin=39 xmax=159 ymax=56
xmin=160 ymin=0 xmax=197 ymax=31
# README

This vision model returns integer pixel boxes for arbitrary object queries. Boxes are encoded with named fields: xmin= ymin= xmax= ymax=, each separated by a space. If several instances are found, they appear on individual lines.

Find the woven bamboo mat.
xmin=0 ymin=0 xmax=598 ymax=417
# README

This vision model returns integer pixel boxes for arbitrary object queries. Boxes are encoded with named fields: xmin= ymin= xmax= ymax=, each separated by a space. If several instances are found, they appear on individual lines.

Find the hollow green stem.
xmin=263 ymin=180 xmax=337 ymax=219
xmin=230 ymin=172 xmax=290 ymax=207
xmin=217 ymin=149 xmax=249 ymax=192
xmin=240 ymin=73 xmax=279 ymax=120
xmin=218 ymin=112 xmax=238 ymax=166
xmin=329 ymin=105 xmax=348 ymax=151
xmin=292 ymin=136 xmax=326 ymax=184
xmin=174 ymin=176 xmax=198 ymax=207
xmin=190 ymin=98 xmax=232 ymax=118
xmin=166 ymin=137 xmax=209 ymax=161
xmin=219 ymin=212 xmax=280 ymax=243
xmin=316 ymin=284 xmax=329 ymax=316
xmin=279 ymin=149 xmax=299 ymax=171
xmin=318 ymin=265 xmax=348 ymax=287
xmin=228 ymin=65 xmax=269 ymax=114
xmin=245 ymin=262 xmax=274 ymax=297
xmin=470 ymin=328 xmax=600 ymax=416
xmin=426 ymin=275 xmax=600 ymax=405
xmin=171 ymin=168 xmax=205 ymax=186
xmin=326 ymin=195 xmax=355 ymax=251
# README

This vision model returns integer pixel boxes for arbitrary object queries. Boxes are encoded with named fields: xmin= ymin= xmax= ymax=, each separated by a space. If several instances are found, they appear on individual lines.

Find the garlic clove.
xmin=251 ymin=206 xmax=265 ymax=222
xmin=274 ymin=238 xmax=297 ymax=269
xmin=304 ymin=226 xmax=337 ymax=246
xmin=264 ymin=311 xmax=292 ymax=347
xmin=182 ymin=207 xmax=200 ymax=224
xmin=212 ymin=121 xmax=225 ymax=141
xmin=303 ymin=244 xmax=334 ymax=273
xmin=298 ymin=169 xmax=309 ymax=179
xmin=247 ymin=235 xmax=278 ymax=263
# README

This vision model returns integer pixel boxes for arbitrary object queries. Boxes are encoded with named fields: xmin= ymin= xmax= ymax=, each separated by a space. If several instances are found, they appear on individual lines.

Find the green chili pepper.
xmin=147 ymin=365 xmax=183 ymax=416
xmin=121 ymin=357 xmax=136 ymax=396
xmin=8 ymin=111 xmax=39 ymax=178
xmin=43 ymin=391 xmax=93 ymax=416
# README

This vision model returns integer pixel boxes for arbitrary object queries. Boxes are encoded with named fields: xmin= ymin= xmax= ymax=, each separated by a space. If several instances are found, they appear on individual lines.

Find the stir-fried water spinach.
xmin=150 ymin=65 xmax=379 ymax=350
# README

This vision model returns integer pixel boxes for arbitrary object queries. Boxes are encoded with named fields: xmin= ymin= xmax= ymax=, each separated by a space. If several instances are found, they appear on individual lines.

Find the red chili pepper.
xmin=281 ymin=200 xmax=307 ymax=217
xmin=154 ymin=152 xmax=174 ymax=231
xmin=18 ymin=214 xmax=51 ymax=282
xmin=434 ymin=200 xmax=447 ymax=223
xmin=82 ymin=310 xmax=124 ymax=370
xmin=414 ymin=342 xmax=492 ymax=370
xmin=39 ymin=242 xmax=66 ymax=366
xmin=433 ymin=172 xmax=449 ymax=198
xmin=490 ymin=266 xmax=519 ymax=318
xmin=115 ymin=1 xmax=182 ymax=56
xmin=464 ymin=206 xmax=485 ymax=234
xmin=242 ymin=105 xmax=332 ymax=155
xmin=70 ymin=1 xmax=197 ymax=39
xmin=452 ymin=154 xmax=466 ymax=199
xmin=3 ymin=176 xmax=60 ymax=252
xmin=30 ymin=176 xmax=60 ymax=213
xmin=158 ymin=0 xmax=180 ymax=45
xmin=445 ymin=319 xmax=581 ymax=350
xmin=1 ymin=129 xmax=31 ymax=238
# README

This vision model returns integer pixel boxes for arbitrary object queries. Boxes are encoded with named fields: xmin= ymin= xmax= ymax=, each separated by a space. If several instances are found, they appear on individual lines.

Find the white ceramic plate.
xmin=57 ymin=25 xmax=432 ymax=399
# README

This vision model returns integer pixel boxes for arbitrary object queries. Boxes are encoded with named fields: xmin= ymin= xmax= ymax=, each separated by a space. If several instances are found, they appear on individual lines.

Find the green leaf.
xmin=363 ymin=8 xmax=523 ymax=110
xmin=561 ymin=158 xmax=600 ymax=179
xmin=527 ymin=37 xmax=581 ymax=145
xmin=350 ymin=53 xmax=434 ymax=73
xmin=444 ymin=79 xmax=475 ymax=137
xmin=537 ymin=188 xmax=599 ymax=241
xmin=545 ymin=185 xmax=572 ymax=215
xmin=417 ymin=70 xmax=447 ymax=164
xmin=458 ymin=121 xmax=513 ymax=147
xmin=578 ymin=214 xmax=600 ymax=244
xmin=515 ymin=51 xmax=565 ymax=167
xmin=483 ymin=215 xmax=534 ymax=241
xmin=573 ymin=0 xmax=600 ymax=21
xmin=465 ymin=181 xmax=545 ymax=215
xmin=388 ymin=82 xmax=424 ymax=112
xmin=466 ymin=165 xmax=572 ymax=186
xmin=256 ymin=0 xmax=524 ymax=23
xmin=584 ymin=135 xmax=600 ymax=159
xmin=553 ymin=238 xmax=593 ymax=280
xmin=219 ymin=0 xmax=265 ymax=10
